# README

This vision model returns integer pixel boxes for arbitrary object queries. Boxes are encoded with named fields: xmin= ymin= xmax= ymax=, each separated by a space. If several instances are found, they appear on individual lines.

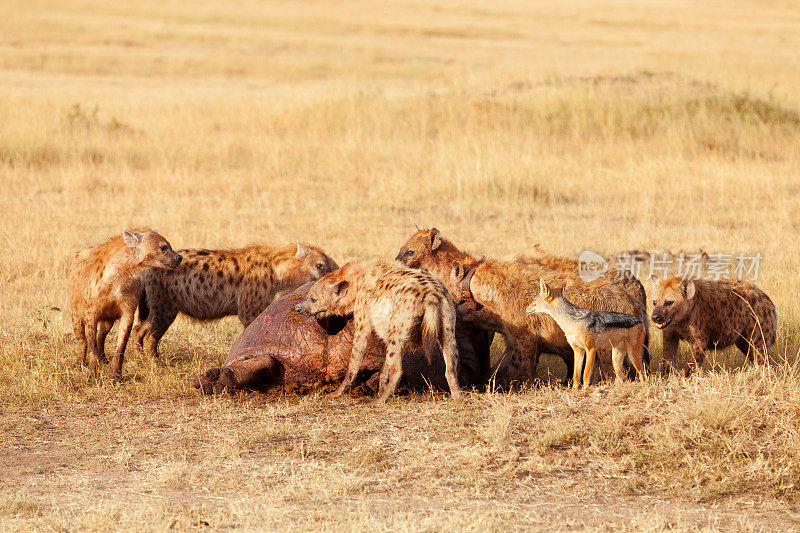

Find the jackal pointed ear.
xmin=538 ymin=278 xmax=548 ymax=294
xmin=414 ymin=223 xmax=421 ymax=232
xmin=335 ymin=280 xmax=349 ymax=297
xmin=429 ymin=228 xmax=442 ymax=250
xmin=452 ymin=260 xmax=465 ymax=281
xmin=684 ymin=280 xmax=696 ymax=300
xmin=122 ymin=228 xmax=143 ymax=248
xmin=295 ymin=241 xmax=309 ymax=259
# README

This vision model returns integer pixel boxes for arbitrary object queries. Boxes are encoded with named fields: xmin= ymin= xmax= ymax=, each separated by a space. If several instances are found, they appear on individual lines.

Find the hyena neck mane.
xmin=256 ymin=244 xmax=314 ymax=290
xmin=98 ymin=241 xmax=152 ymax=286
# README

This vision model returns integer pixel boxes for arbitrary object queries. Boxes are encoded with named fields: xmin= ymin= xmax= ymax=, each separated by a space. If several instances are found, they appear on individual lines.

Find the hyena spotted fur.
xmin=293 ymin=258 xmax=461 ymax=404
xmin=650 ymin=275 xmax=777 ymax=374
xmin=396 ymin=227 xmax=649 ymax=388
xmin=133 ymin=241 xmax=338 ymax=359
xmin=68 ymin=228 xmax=182 ymax=377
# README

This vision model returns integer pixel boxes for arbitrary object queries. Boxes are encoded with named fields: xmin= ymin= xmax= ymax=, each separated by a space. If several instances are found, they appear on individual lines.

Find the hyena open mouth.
xmin=653 ymin=317 xmax=673 ymax=329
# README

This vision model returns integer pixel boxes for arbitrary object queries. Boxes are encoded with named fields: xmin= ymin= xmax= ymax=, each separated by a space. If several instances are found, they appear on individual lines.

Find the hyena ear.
xmin=153 ymin=228 xmax=159 ymax=234
xmin=649 ymin=274 xmax=660 ymax=288
xmin=295 ymin=241 xmax=310 ymax=259
xmin=335 ymin=280 xmax=349 ymax=297
xmin=452 ymin=260 xmax=465 ymax=281
xmin=122 ymin=228 xmax=143 ymax=248
xmin=430 ymin=228 xmax=442 ymax=250
xmin=414 ymin=223 xmax=421 ymax=232
xmin=684 ymin=280 xmax=696 ymax=300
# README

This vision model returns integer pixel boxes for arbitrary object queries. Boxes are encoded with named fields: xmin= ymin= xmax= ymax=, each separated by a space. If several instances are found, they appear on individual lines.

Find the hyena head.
xmin=293 ymin=241 xmax=339 ymax=281
xmin=123 ymin=228 xmax=182 ymax=269
xmin=525 ymin=279 xmax=559 ymax=315
xmin=650 ymin=275 xmax=695 ymax=329
xmin=293 ymin=265 xmax=354 ymax=318
xmin=395 ymin=227 xmax=448 ymax=270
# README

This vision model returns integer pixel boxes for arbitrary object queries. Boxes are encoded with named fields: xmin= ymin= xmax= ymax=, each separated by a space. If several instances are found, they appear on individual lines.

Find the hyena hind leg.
xmin=96 ymin=320 xmax=113 ymax=363
xmin=73 ymin=316 xmax=87 ymax=366
xmin=439 ymin=305 xmax=462 ymax=399
xmin=611 ymin=343 xmax=627 ymax=383
xmin=374 ymin=336 xmax=405 ymax=404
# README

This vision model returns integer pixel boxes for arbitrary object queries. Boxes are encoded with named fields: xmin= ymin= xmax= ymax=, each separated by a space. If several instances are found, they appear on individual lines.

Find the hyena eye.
xmin=316 ymin=262 xmax=325 ymax=270
xmin=309 ymin=297 xmax=317 ymax=303
xmin=665 ymin=301 xmax=674 ymax=306
xmin=160 ymin=245 xmax=168 ymax=252
xmin=405 ymin=250 xmax=414 ymax=256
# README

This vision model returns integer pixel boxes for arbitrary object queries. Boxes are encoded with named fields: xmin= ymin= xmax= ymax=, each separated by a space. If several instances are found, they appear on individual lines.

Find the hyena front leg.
xmin=661 ymin=333 xmax=680 ymax=375
xmin=333 ymin=323 xmax=371 ymax=398
xmin=110 ymin=306 xmax=136 ymax=378
xmin=687 ymin=340 xmax=706 ymax=376
xmin=374 ymin=334 xmax=405 ymax=404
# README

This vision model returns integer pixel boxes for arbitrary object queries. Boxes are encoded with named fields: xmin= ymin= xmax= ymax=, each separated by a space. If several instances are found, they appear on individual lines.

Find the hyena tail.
xmin=421 ymin=295 xmax=442 ymax=365
xmin=138 ymin=290 xmax=150 ymax=321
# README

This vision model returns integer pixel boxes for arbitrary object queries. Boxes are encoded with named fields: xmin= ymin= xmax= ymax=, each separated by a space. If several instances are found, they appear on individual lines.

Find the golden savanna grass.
xmin=2 ymin=0 xmax=800 ymax=530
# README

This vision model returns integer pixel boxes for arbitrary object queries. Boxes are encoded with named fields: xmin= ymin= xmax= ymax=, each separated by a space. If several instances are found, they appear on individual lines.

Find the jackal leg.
xmin=627 ymin=331 xmax=646 ymax=382
xmin=570 ymin=345 xmax=585 ymax=391
xmin=582 ymin=346 xmax=597 ymax=389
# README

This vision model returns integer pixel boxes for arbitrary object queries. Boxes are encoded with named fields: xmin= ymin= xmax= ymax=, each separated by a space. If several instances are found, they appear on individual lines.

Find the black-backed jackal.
xmin=526 ymin=279 xmax=646 ymax=389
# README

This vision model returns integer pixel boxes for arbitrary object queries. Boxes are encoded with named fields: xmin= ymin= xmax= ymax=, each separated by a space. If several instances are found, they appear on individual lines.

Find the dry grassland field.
xmin=2 ymin=0 xmax=800 ymax=530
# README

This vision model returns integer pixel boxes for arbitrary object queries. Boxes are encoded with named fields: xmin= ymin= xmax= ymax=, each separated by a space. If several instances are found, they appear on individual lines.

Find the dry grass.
xmin=2 ymin=0 xmax=800 ymax=530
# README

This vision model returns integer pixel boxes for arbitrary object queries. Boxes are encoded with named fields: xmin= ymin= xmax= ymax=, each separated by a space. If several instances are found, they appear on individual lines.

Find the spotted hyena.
xmin=396 ymin=227 xmax=649 ymax=388
xmin=650 ymin=275 xmax=777 ymax=374
xmin=68 ymin=228 xmax=182 ymax=377
xmin=293 ymin=258 xmax=461 ymax=404
xmin=133 ymin=241 xmax=338 ymax=360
